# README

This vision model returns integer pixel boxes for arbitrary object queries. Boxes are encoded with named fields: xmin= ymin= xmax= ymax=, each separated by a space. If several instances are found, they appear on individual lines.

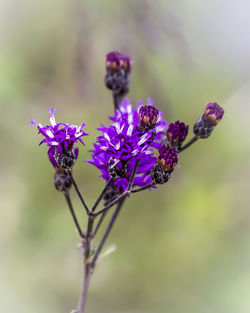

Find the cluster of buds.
xmin=194 ymin=102 xmax=224 ymax=138
xmin=105 ymin=51 xmax=132 ymax=99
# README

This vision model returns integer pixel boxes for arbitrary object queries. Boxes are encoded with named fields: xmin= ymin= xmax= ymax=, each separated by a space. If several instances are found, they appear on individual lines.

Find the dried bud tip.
xmin=203 ymin=102 xmax=224 ymax=125
xmin=106 ymin=51 xmax=132 ymax=72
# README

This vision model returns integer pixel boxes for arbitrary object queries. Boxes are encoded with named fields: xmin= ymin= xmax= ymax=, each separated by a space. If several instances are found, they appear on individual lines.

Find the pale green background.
xmin=0 ymin=0 xmax=250 ymax=312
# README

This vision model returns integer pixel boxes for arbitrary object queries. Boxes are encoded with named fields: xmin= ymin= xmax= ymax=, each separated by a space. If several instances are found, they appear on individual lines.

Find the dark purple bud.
xmin=54 ymin=168 xmax=72 ymax=192
xmin=157 ymin=145 xmax=178 ymax=172
xmin=138 ymin=105 xmax=159 ymax=130
xmin=151 ymin=164 xmax=172 ymax=184
xmin=167 ymin=121 xmax=189 ymax=146
xmin=203 ymin=102 xmax=224 ymax=125
xmin=105 ymin=51 xmax=132 ymax=97
xmin=194 ymin=103 xmax=224 ymax=138
xmin=193 ymin=116 xmax=214 ymax=138
xmin=106 ymin=51 xmax=132 ymax=73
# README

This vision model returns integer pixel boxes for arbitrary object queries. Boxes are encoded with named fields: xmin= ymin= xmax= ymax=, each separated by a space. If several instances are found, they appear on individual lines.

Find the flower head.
xmin=167 ymin=121 xmax=189 ymax=146
xmin=88 ymin=98 xmax=167 ymax=191
xmin=157 ymin=145 xmax=178 ymax=172
xmin=30 ymin=108 xmax=88 ymax=168
xmin=203 ymin=102 xmax=224 ymax=125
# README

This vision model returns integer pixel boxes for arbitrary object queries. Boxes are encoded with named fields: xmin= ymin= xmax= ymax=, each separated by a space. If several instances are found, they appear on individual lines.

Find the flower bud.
xmin=54 ymin=168 xmax=72 ymax=192
xmin=167 ymin=121 xmax=189 ymax=148
xmin=105 ymin=51 xmax=132 ymax=97
xmin=138 ymin=105 xmax=159 ymax=131
xmin=194 ymin=103 xmax=224 ymax=139
xmin=157 ymin=145 xmax=178 ymax=172
xmin=203 ymin=102 xmax=224 ymax=126
xmin=151 ymin=163 xmax=172 ymax=184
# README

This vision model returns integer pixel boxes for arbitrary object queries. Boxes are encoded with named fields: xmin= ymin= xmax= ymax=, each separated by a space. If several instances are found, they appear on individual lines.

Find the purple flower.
xmin=106 ymin=51 xmax=132 ymax=73
xmin=88 ymin=98 xmax=167 ymax=191
xmin=203 ymin=102 xmax=224 ymax=125
xmin=157 ymin=145 xmax=178 ymax=172
xmin=167 ymin=121 xmax=189 ymax=146
xmin=30 ymin=108 xmax=88 ymax=168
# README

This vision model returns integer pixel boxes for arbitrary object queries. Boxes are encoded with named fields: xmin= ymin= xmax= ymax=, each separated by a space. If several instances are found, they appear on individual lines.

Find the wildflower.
xmin=88 ymin=98 xmax=167 ymax=191
xmin=30 ymin=108 xmax=87 ymax=169
xmin=194 ymin=102 xmax=224 ymax=138
xmin=105 ymin=51 xmax=132 ymax=98
xmin=167 ymin=121 xmax=189 ymax=149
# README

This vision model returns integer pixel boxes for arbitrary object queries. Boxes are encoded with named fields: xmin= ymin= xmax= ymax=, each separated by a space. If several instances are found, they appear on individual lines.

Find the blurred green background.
xmin=1 ymin=0 xmax=250 ymax=312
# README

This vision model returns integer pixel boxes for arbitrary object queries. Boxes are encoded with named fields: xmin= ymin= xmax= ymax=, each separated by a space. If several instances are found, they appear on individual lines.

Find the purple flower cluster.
xmin=30 ymin=108 xmax=88 ymax=168
xmin=88 ymin=98 xmax=167 ymax=191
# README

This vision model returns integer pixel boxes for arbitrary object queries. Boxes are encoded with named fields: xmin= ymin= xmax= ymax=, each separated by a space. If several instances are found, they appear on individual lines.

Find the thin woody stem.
xmin=131 ymin=182 xmax=155 ymax=193
xmin=93 ymin=191 xmax=129 ymax=217
xmin=128 ymin=159 xmax=140 ymax=190
xmin=179 ymin=136 xmax=198 ymax=152
xmin=91 ymin=199 xmax=125 ymax=269
xmin=77 ymin=261 xmax=91 ymax=313
xmin=92 ymin=211 xmax=108 ymax=238
xmin=67 ymin=170 xmax=90 ymax=215
xmin=91 ymin=179 xmax=113 ymax=213
xmin=76 ymin=217 xmax=95 ymax=313
xmin=113 ymin=93 xmax=119 ymax=111
xmin=64 ymin=191 xmax=84 ymax=238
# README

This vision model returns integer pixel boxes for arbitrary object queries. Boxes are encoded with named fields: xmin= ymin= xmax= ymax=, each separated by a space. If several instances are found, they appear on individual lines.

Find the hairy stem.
xmin=64 ymin=191 xmax=84 ymax=238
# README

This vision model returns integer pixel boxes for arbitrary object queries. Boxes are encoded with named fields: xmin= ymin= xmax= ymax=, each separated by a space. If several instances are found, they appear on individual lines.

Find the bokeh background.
xmin=1 ymin=0 xmax=250 ymax=312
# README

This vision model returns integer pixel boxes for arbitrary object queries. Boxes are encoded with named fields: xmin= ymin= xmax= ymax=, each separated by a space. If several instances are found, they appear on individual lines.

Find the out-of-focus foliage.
xmin=0 ymin=0 xmax=250 ymax=312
